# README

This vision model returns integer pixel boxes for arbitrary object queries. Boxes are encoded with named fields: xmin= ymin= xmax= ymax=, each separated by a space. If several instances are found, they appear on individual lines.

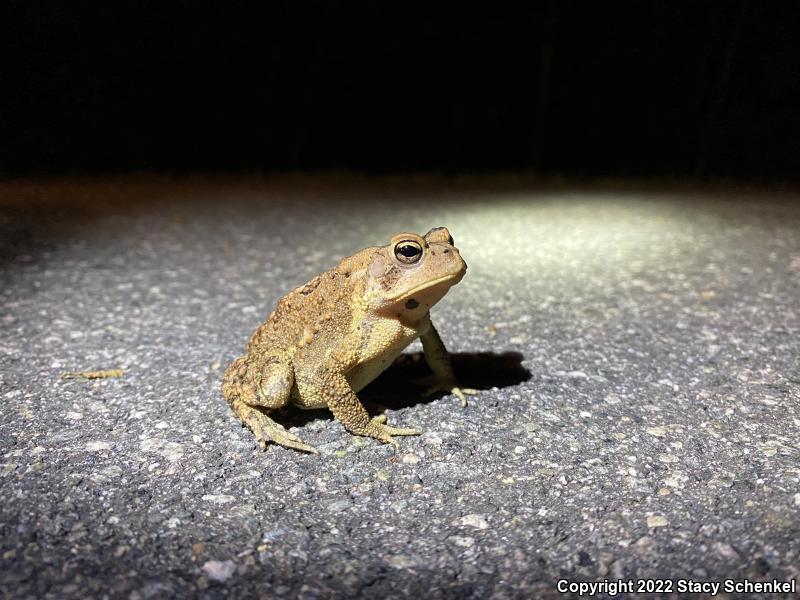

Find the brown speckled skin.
xmin=221 ymin=227 xmax=475 ymax=453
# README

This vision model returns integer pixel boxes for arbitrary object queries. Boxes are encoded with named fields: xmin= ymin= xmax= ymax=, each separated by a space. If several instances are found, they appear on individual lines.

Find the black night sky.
xmin=2 ymin=2 xmax=799 ymax=180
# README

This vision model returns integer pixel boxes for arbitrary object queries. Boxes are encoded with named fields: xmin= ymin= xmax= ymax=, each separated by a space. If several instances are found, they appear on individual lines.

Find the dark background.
xmin=2 ymin=1 xmax=799 ymax=180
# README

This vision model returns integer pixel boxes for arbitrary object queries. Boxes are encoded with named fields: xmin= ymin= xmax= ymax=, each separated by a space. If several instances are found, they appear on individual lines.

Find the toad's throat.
xmin=384 ymin=271 xmax=465 ymax=303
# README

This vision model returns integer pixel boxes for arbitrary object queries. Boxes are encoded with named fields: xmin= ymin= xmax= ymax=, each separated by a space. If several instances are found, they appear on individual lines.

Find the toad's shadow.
xmin=279 ymin=351 xmax=530 ymax=428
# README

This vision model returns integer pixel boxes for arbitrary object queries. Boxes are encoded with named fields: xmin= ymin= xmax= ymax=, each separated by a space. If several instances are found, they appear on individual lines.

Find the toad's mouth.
xmin=386 ymin=270 xmax=466 ymax=303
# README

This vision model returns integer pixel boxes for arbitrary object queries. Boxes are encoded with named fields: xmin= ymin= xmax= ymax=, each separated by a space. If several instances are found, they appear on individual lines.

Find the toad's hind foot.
xmin=237 ymin=403 xmax=319 ymax=454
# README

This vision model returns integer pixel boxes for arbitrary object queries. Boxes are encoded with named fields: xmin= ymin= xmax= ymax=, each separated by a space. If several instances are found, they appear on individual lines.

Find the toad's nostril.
xmin=443 ymin=249 xmax=449 ymax=254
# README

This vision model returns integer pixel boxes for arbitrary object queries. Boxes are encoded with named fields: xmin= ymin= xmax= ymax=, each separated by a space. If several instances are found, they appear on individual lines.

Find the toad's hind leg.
xmin=222 ymin=356 xmax=318 ymax=454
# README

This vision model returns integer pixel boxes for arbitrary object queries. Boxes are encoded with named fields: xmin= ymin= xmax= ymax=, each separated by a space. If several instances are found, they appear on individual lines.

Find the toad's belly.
xmin=346 ymin=338 xmax=414 ymax=393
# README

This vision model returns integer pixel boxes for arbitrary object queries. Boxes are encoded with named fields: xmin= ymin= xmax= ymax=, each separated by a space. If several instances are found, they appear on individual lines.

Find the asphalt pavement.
xmin=1 ymin=175 xmax=799 ymax=599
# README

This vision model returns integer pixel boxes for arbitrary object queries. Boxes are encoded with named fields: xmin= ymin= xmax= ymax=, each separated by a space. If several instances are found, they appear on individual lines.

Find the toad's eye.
xmin=394 ymin=240 xmax=423 ymax=264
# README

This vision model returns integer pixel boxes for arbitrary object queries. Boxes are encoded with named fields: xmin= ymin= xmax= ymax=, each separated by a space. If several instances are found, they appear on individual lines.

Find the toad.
xmin=221 ymin=227 xmax=475 ymax=453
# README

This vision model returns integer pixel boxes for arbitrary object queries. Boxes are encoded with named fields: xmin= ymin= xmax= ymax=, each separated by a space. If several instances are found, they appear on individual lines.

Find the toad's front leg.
xmin=313 ymin=369 xmax=420 ymax=447
xmin=420 ymin=322 xmax=478 ymax=407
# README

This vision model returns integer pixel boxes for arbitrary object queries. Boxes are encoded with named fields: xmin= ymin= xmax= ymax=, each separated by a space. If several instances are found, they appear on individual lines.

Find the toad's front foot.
xmin=420 ymin=377 xmax=479 ymax=407
xmin=356 ymin=414 xmax=421 ymax=448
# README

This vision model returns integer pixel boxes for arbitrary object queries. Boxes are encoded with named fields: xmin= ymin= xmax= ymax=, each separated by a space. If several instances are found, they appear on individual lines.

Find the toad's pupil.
xmin=399 ymin=244 xmax=419 ymax=257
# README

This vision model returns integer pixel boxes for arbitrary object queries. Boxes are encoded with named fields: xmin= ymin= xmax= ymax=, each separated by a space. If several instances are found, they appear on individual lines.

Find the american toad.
xmin=221 ymin=227 xmax=475 ymax=453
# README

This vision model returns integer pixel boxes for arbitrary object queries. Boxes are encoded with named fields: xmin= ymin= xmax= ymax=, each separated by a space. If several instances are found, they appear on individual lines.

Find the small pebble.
xmin=450 ymin=536 xmax=475 ymax=547
xmin=458 ymin=514 xmax=489 ymax=530
xmin=202 ymin=560 xmax=236 ymax=582
xmin=326 ymin=498 xmax=352 ymax=513
xmin=647 ymin=515 xmax=669 ymax=528
xmin=202 ymin=494 xmax=235 ymax=505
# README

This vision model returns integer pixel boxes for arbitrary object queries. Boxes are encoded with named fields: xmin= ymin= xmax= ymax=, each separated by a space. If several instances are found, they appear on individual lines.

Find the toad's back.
xmin=245 ymin=261 xmax=366 ymax=358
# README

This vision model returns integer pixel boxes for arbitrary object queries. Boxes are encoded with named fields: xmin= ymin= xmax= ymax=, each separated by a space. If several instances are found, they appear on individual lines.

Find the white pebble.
xmin=458 ymin=514 xmax=489 ymax=530
xmin=647 ymin=515 xmax=669 ymax=528
xmin=202 ymin=560 xmax=236 ymax=582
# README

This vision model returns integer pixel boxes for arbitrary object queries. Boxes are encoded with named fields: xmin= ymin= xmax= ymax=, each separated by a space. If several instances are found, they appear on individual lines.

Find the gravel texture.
xmin=1 ymin=176 xmax=799 ymax=599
